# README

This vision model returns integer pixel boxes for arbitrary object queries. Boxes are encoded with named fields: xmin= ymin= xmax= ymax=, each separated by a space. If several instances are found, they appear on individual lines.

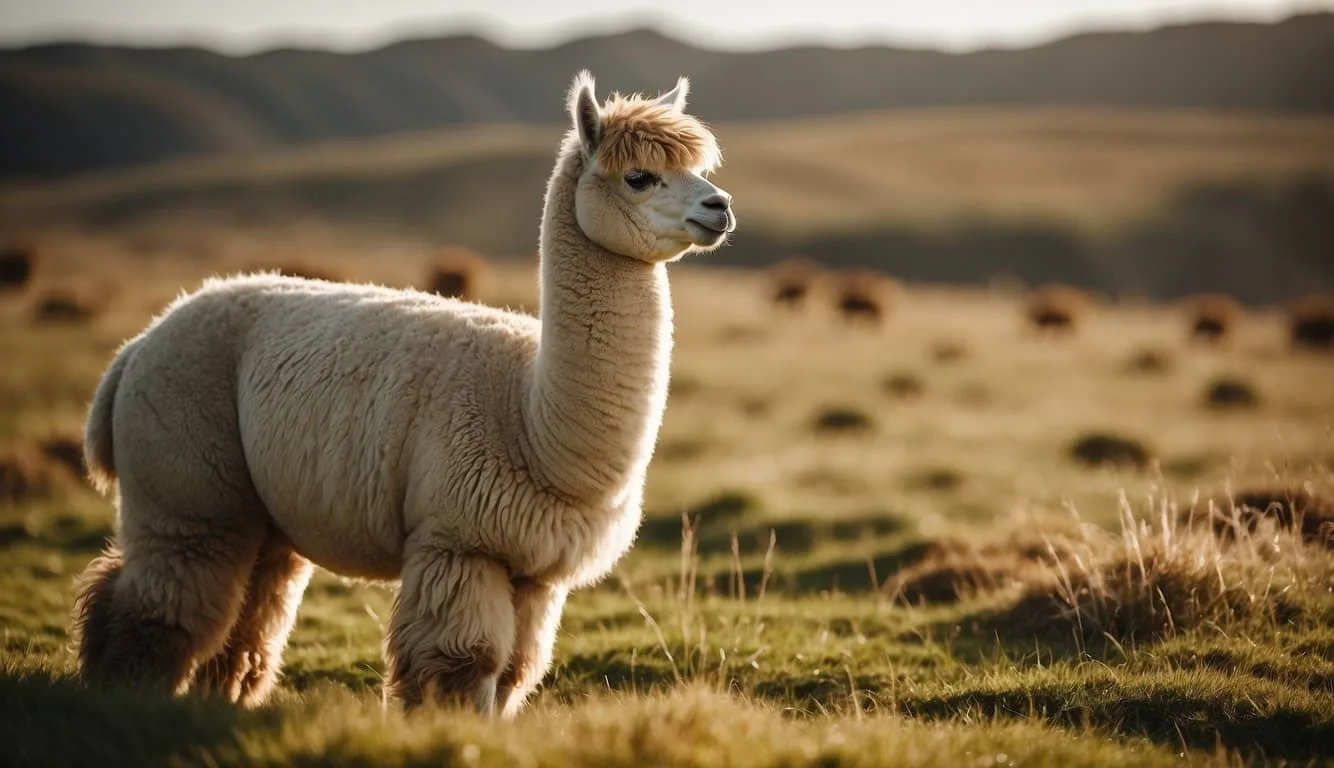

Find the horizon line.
xmin=2 ymin=7 xmax=1329 ymax=57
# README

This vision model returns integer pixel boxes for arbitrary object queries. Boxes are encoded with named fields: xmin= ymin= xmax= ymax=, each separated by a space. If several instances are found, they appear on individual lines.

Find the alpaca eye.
xmin=624 ymin=170 xmax=658 ymax=191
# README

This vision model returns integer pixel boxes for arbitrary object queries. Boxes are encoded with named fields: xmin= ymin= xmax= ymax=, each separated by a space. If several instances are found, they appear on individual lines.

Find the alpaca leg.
xmin=192 ymin=529 xmax=313 ymax=706
xmin=385 ymin=543 xmax=516 ymax=714
xmin=72 ymin=505 xmax=263 ymax=694
xmin=497 ymin=579 xmax=567 ymax=718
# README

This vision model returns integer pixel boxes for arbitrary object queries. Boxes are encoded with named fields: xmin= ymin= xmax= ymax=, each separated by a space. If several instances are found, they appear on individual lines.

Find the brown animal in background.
xmin=1289 ymin=294 xmax=1334 ymax=351
xmin=1025 ymin=285 xmax=1088 ymax=334
xmin=835 ymin=270 xmax=896 ymax=326
xmin=0 ymin=244 xmax=35 ymax=292
xmin=1186 ymin=293 xmax=1243 ymax=344
xmin=768 ymin=257 xmax=820 ymax=309
xmin=427 ymin=246 xmax=488 ymax=302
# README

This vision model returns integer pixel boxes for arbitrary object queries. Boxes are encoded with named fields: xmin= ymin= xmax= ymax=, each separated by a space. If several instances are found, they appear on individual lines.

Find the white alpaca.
xmin=71 ymin=71 xmax=735 ymax=717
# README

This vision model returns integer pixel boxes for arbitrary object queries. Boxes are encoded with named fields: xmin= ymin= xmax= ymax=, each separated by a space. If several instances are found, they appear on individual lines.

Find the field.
xmin=1 ymin=232 xmax=1333 ymax=767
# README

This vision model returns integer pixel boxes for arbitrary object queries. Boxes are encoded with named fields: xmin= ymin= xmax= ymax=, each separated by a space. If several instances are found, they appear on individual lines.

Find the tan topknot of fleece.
xmin=596 ymin=94 xmax=722 ymax=175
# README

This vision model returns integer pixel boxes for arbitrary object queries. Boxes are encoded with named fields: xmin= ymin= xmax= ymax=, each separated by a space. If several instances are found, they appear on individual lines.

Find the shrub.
xmin=1025 ymin=285 xmax=1088 ymax=334
xmin=1289 ymin=294 xmax=1334 ymax=351
xmin=881 ymin=372 xmax=925 ymax=399
xmin=1203 ymin=377 xmax=1260 ymax=410
xmin=1124 ymin=348 xmax=1172 ymax=375
xmin=0 ymin=448 xmax=56 ymax=505
xmin=39 ymin=436 xmax=84 ymax=479
xmin=995 ymin=495 xmax=1332 ymax=644
xmin=1068 ymin=432 xmax=1153 ymax=471
xmin=0 ymin=243 xmax=35 ymax=292
xmin=768 ymin=257 xmax=821 ymax=309
xmin=31 ymin=292 xmax=96 ymax=324
xmin=834 ymin=270 xmax=897 ymax=326
xmin=813 ymin=406 xmax=874 ymax=434
xmin=426 ymin=246 xmax=487 ymax=302
xmin=1185 ymin=293 xmax=1243 ymax=344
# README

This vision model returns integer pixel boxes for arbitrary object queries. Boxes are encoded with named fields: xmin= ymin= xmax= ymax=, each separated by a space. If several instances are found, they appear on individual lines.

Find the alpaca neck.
xmin=524 ymin=138 xmax=673 ymax=505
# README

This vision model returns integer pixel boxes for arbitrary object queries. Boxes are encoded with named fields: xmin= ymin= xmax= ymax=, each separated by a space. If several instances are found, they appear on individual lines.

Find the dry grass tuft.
xmin=1203 ymin=376 xmax=1260 ymax=410
xmin=1288 ymin=294 xmax=1334 ymax=351
xmin=426 ymin=246 xmax=487 ymax=302
xmin=929 ymin=340 xmax=968 ymax=364
xmin=0 ymin=243 xmax=36 ymax=292
xmin=767 ymin=257 xmax=822 ymax=309
xmin=1187 ymin=483 xmax=1334 ymax=548
xmin=1025 ymin=285 xmax=1089 ymax=335
xmin=834 ymin=270 xmax=897 ymax=326
xmin=813 ymin=406 xmax=875 ymax=434
xmin=1185 ymin=293 xmax=1243 ymax=344
xmin=0 ymin=447 xmax=58 ymax=505
xmin=31 ymin=291 xmax=97 ymax=324
xmin=1124 ymin=347 xmax=1172 ymax=375
xmin=995 ymin=495 xmax=1334 ymax=643
xmin=1069 ymin=432 xmax=1153 ymax=471
xmin=885 ymin=527 xmax=1078 ymax=605
xmin=38 ymin=436 xmax=84 ymax=480
xmin=881 ymin=371 xmax=925 ymax=399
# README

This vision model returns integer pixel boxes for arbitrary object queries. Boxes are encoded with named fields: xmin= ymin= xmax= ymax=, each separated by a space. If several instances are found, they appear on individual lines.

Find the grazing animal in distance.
xmin=70 ymin=71 xmax=735 ymax=718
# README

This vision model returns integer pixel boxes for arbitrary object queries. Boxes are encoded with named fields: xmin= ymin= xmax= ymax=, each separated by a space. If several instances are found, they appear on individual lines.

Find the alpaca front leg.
xmin=497 ymin=579 xmax=567 ymax=718
xmin=385 ymin=544 xmax=516 ymax=714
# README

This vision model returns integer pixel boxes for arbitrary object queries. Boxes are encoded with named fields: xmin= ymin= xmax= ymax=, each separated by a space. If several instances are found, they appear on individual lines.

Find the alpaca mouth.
xmin=685 ymin=213 xmax=735 ymax=246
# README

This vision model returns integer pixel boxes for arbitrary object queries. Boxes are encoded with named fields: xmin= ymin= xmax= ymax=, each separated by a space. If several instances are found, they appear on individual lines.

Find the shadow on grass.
xmin=895 ymin=673 xmax=1334 ymax=762
xmin=0 ymin=670 xmax=249 ymax=768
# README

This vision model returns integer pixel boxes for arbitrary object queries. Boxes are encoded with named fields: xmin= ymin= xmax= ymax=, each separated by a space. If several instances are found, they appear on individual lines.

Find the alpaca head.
xmin=565 ymin=71 xmax=735 ymax=264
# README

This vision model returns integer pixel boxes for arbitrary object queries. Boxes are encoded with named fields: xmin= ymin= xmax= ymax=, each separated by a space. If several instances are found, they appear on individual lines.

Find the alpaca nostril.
xmin=701 ymin=193 xmax=731 ymax=211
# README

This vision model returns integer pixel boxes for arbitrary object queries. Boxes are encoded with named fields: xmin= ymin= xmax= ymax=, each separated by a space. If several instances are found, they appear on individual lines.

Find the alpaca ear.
xmin=568 ymin=70 xmax=601 ymax=157
xmin=654 ymin=77 xmax=690 ymax=112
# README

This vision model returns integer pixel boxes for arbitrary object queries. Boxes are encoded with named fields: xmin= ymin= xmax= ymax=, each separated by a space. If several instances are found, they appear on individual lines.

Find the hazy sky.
xmin=1 ymin=0 xmax=1331 ymax=52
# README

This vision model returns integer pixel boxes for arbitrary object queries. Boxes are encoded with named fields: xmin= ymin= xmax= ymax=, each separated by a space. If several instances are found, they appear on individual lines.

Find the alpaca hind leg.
xmin=497 ymin=579 xmax=567 ymax=718
xmin=74 ymin=507 xmax=263 ymax=694
xmin=192 ymin=529 xmax=313 ymax=706
xmin=385 ymin=543 xmax=516 ymax=714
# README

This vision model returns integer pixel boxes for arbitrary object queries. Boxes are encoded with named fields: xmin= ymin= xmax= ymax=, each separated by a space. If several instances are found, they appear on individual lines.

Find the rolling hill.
xmin=5 ymin=108 xmax=1332 ymax=304
xmin=3 ymin=13 xmax=1334 ymax=178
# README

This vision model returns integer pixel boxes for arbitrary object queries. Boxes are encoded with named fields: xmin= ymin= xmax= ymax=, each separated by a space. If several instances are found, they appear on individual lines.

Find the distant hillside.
xmin=5 ymin=108 xmax=1332 ymax=304
xmin=3 ymin=13 xmax=1334 ymax=178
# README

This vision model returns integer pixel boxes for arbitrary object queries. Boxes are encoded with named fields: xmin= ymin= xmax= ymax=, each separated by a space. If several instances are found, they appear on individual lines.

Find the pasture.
xmin=1 ymin=232 xmax=1333 ymax=766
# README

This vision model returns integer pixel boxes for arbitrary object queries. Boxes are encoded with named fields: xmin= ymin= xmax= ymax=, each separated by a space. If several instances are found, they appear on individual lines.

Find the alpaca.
xmin=71 ymin=71 xmax=734 ymax=717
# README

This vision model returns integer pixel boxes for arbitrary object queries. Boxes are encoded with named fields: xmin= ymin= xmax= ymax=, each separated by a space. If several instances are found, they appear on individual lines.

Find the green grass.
xmin=3 ymin=255 xmax=1334 ymax=765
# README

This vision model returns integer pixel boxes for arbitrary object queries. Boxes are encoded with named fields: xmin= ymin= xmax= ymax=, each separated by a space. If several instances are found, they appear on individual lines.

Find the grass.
xmin=2 ymin=244 xmax=1334 ymax=765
